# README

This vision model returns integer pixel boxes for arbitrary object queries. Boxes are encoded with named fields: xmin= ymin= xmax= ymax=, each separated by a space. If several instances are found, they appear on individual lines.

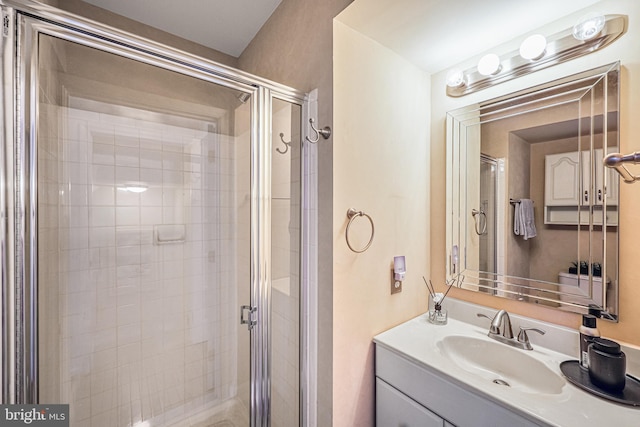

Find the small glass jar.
xmin=428 ymin=303 xmax=448 ymax=325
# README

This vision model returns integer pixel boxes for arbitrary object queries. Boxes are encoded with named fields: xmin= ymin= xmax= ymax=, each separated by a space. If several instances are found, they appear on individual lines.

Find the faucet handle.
xmin=476 ymin=313 xmax=500 ymax=335
xmin=517 ymin=327 xmax=545 ymax=350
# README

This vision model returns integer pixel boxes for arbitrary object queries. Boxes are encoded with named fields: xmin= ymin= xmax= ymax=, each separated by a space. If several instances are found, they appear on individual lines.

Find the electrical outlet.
xmin=391 ymin=270 xmax=402 ymax=294
xmin=391 ymin=280 xmax=402 ymax=294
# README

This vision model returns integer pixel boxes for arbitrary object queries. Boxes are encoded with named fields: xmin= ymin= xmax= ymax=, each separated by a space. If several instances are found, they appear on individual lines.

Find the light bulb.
xmin=519 ymin=34 xmax=547 ymax=60
xmin=477 ymin=54 xmax=501 ymax=76
xmin=446 ymin=69 xmax=465 ymax=88
xmin=573 ymin=13 xmax=605 ymax=41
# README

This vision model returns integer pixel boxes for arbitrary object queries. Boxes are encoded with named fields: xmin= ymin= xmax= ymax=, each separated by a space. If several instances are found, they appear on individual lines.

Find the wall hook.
xmin=277 ymin=132 xmax=291 ymax=154
xmin=306 ymin=118 xmax=331 ymax=144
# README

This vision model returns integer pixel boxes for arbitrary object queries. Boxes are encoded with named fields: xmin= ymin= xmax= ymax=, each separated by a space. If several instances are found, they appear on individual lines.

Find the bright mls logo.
xmin=0 ymin=405 xmax=69 ymax=426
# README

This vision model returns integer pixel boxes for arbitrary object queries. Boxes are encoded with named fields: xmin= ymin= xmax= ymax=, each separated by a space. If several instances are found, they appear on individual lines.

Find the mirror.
xmin=446 ymin=62 xmax=620 ymax=321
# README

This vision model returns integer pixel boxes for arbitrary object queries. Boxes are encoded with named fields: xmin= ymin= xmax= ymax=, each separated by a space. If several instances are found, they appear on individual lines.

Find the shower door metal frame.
xmin=0 ymin=1 xmax=309 ymax=426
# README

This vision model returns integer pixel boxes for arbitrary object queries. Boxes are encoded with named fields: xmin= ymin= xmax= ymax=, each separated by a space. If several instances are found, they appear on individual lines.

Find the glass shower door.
xmin=35 ymin=34 xmax=253 ymax=426
xmin=270 ymin=98 xmax=302 ymax=426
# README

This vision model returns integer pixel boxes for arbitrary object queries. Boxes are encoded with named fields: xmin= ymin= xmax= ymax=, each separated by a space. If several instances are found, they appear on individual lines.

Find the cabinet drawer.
xmin=377 ymin=378 xmax=446 ymax=427
xmin=375 ymin=345 xmax=544 ymax=427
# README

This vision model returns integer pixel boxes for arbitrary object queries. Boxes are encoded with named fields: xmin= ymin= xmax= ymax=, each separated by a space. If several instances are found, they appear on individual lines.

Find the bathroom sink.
xmin=437 ymin=335 xmax=565 ymax=395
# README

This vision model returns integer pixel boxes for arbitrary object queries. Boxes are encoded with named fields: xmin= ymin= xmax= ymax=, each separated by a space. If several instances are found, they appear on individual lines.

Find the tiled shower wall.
xmin=38 ymin=102 xmax=248 ymax=426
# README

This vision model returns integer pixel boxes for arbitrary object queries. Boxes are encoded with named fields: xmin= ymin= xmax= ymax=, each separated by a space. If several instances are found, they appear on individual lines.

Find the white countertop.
xmin=373 ymin=299 xmax=640 ymax=427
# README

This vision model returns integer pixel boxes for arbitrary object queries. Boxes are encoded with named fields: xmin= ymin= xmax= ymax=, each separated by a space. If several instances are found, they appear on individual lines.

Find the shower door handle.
xmin=240 ymin=305 xmax=257 ymax=330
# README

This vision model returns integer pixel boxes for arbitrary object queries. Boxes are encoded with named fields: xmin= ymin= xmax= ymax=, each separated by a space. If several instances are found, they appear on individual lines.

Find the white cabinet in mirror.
xmin=544 ymin=149 xmax=619 ymax=225
xmin=446 ymin=62 xmax=620 ymax=321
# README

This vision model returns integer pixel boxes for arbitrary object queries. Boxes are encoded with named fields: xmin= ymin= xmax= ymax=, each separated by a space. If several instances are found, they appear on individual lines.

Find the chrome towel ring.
xmin=346 ymin=208 xmax=375 ymax=253
xmin=471 ymin=208 xmax=487 ymax=236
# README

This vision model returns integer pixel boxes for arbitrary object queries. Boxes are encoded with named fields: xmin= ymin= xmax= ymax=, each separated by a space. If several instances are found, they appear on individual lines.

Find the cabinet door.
xmin=376 ymin=378 xmax=445 ymax=427
xmin=545 ymin=151 xmax=581 ymax=206
xmin=582 ymin=150 xmax=593 ymax=204
xmin=594 ymin=148 xmax=619 ymax=206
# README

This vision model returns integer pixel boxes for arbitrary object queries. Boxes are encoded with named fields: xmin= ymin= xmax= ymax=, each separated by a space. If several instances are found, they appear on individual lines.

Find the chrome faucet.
xmin=477 ymin=310 xmax=545 ymax=350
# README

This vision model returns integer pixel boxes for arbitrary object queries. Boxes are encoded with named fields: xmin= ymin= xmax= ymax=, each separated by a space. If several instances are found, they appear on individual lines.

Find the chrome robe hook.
xmin=306 ymin=118 xmax=331 ymax=143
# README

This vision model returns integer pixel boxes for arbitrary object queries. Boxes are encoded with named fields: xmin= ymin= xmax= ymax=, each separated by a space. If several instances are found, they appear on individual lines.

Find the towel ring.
xmin=346 ymin=208 xmax=375 ymax=253
xmin=471 ymin=209 xmax=487 ymax=236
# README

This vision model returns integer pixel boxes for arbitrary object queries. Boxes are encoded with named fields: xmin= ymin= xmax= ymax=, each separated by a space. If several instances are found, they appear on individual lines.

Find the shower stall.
xmin=477 ymin=154 xmax=506 ymax=296
xmin=1 ymin=2 xmax=313 ymax=426
xmin=478 ymin=155 xmax=497 ymax=278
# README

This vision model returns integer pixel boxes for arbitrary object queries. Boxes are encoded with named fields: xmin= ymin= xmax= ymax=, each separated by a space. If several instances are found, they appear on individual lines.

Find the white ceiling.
xmin=337 ymin=0 xmax=602 ymax=74
xmin=84 ymin=0 xmax=601 ymax=70
xmin=83 ymin=0 xmax=282 ymax=57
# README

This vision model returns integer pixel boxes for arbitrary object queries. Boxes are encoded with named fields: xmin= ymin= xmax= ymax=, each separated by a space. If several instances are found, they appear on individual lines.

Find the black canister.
xmin=588 ymin=337 xmax=626 ymax=392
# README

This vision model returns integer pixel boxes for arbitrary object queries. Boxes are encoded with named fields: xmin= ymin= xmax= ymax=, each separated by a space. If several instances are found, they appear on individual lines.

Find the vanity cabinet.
xmin=376 ymin=378 xmax=447 ymax=427
xmin=544 ymin=149 xmax=618 ymax=225
xmin=375 ymin=345 xmax=543 ymax=427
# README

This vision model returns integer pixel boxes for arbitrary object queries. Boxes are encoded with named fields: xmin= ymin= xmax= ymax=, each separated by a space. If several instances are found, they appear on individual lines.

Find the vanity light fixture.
xmin=573 ymin=12 xmax=606 ymax=41
xmin=446 ymin=14 xmax=626 ymax=97
xmin=519 ymin=34 xmax=547 ymax=61
xmin=477 ymin=54 xmax=501 ymax=76
xmin=446 ymin=69 xmax=465 ymax=88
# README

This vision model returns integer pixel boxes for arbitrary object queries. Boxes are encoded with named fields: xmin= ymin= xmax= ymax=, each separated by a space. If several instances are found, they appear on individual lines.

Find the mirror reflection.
xmin=447 ymin=62 xmax=620 ymax=321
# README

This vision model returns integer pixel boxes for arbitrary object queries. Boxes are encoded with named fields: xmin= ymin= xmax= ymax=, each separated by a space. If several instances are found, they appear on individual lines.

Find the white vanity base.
xmin=374 ymin=298 xmax=640 ymax=427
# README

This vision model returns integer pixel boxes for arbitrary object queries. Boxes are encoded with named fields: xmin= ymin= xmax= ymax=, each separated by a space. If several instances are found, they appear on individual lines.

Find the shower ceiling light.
xmin=446 ymin=14 xmax=626 ymax=97
xmin=573 ymin=13 xmax=606 ymax=41
xmin=519 ymin=34 xmax=547 ymax=61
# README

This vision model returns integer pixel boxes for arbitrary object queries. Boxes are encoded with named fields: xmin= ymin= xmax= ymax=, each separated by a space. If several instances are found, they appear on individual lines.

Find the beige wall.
xmin=506 ymin=134 xmax=531 ymax=280
xmin=431 ymin=0 xmax=640 ymax=344
xmin=332 ymin=19 xmax=431 ymax=426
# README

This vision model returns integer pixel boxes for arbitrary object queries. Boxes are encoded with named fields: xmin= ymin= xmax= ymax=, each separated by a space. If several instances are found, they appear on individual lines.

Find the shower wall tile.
xmin=91 ymin=185 xmax=115 ymax=205
xmin=116 ymin=165 xmax=140 ymax=182
xmin=92 ymin=165 xmax=114 ymax=185
xmin=116 ymin=189 xmax=139 ymax=206
xmin=92 ymin=143 xmax=115 ymax=165
xmin=66 ymin=118 xmax=89 ymax=142
xmin=141 ymin=167 xmax=163 ymax=184
xmin=40 ymin=103 xmax=251 ymax=426
xmin=115 ymin=146 xmax=140 ymax=167
xmin=90 ymin=206 xmax=115 ymax=227
xmin=114 ymin=130 xmax=139 ymax=147
xmin=116 ymin=206 xmax=139 ymax=226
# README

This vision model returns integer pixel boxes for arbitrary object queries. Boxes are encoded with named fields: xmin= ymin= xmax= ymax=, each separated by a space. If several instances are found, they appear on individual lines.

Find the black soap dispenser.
xmin=579 ymin=314 xmax=600 ymax=369
xmin=588 ymin=337 xmax=626 ymax=392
